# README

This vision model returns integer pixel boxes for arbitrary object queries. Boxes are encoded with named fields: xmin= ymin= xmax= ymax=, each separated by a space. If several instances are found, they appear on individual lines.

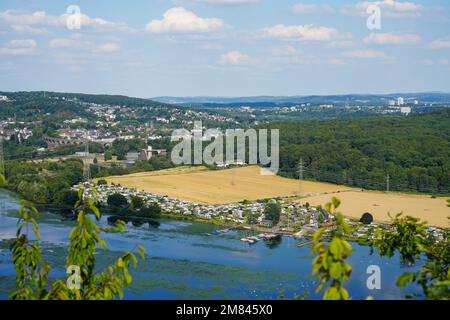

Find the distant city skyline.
xmin=1 ymin=0 xmax=450 ymax=97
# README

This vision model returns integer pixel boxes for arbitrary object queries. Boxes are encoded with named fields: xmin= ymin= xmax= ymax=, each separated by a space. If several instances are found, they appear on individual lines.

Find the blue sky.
xmin=0 ymin=0 xmax=449 ymax=97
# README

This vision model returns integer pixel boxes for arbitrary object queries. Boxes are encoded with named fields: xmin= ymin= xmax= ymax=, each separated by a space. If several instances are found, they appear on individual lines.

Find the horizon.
xmin=1 ymin=0 xmax=450 ymax=97
xmin=2 ymin=89 xmax=450 ymax=100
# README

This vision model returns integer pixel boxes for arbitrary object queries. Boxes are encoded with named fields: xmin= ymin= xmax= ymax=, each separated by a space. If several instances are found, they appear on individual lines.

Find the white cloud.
xmin=344 ymin=49 xmax=387 ymax=58
xmin=341 ymin=1 xmax=422 ymax=18
xmin=269 ymin=46 xmax=317 ymax=65
xmin=93 ymin=43 xmax=121 ymax=53
xmin=10 ymin=24 xmax=49 ymax=35
xmin=49 ymin=38 xmax=75 ymax=48
xmin=220 ymin=50 xmax=251 ymax=65
xmin=262 ymin=24 xmax=339 ymax=41
xmin=194 ymin=0 xmax=259 ymax=5
xmin=0 ymin=39 xmax=37 ymax=55
xmin=328 ymin=58 xmax=346 ymax=65
xmin=423 ymin=58 xmax=449 ymax=66
xmin=0 ymin=10 xmax=132 ymax=33
xmin=271 ymin=45 xmax=298 ymax=57
xmin=364 ymin=32 xmax=421 ymax=45
xmin=198 ymin=43 xmax=224 ymax=50
xmin=49 ymin=34 xmax=119 ymax=54
xmin=145 ymin=7 xmax=225 ymax=34
xmin=429 ymin=39 xmax=450 ymax=49
xmin=49 ymin=34 xmax=93 ymax=50
xmin=292 ymin=4 xmax=334 ymax=14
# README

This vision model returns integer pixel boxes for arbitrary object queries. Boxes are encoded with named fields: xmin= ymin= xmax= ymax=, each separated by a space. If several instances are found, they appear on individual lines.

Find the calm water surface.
xmin=0 ymin=190 xmax=418 ymax=300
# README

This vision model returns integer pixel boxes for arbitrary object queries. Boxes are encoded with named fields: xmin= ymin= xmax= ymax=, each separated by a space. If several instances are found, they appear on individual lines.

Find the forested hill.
xmin=0 ymin=91 xmax=171 ymax=120
xmin=0 ymin=91 xmax=165 ymax=107
xmin=261 ymin=109 xmax=450 ymax=194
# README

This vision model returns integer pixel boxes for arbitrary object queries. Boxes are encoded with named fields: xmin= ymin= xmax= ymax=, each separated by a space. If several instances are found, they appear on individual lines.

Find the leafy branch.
xmin=8 ymin=183 xmax=145 ymax=300
xmin=311 ymin=197 xmax=353 ymax=300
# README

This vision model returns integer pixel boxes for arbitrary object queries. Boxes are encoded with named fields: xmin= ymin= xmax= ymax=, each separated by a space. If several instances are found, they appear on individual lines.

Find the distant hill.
xmin=0 ymin=91 xmax=172 ymax=120
xmin=152 ymin=92 xmax=450 ymax=107
xmin=1 ymin=91 xmax=167 ymax=107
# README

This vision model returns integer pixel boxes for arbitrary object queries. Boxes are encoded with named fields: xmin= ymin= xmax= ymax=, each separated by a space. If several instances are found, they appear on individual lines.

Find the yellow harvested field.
xmin=100 ymin=166 xmax=449 ymax=228
xmin=299 ymin=191 xmax=450 ymax=228
xmin=102 ymin=166 xmax=351 ymax=205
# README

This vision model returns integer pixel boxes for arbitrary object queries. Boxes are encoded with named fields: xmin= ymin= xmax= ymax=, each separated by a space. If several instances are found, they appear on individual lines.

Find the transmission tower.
xmin=386 ymin=174 xmax=390 ymax=193
xmin=231 ymin=167 xmax=236 ymax=186
xmin=0 ymin=135 xmax=5 ymax=176
xmin=297 ymin=158 xmax=304 ymax=196
xmin=83 ymin=140 xmax=91 ymax=182
xmin=0 ymin=136 xmax=4 ymax=217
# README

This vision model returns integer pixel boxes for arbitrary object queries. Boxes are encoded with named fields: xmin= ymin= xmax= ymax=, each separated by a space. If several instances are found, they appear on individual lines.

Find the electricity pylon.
xmin=0 ymin=135 xmax=4 ymax=177
xmin=297 ymin=158 xmax=304 ymax=197
xmin=83 ymin=139 xmax=91 ymax=182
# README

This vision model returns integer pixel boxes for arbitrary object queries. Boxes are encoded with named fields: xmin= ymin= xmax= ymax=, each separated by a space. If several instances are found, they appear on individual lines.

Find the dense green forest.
xmin=4 ymin=159 xmax=83 ymax=206
xmin=261 ymin=109 xmax=450 ymax=194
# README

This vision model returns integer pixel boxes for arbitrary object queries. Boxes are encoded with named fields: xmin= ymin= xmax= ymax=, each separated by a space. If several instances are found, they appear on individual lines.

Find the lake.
xmin=0 ymin=190 xmax=419 ymax=300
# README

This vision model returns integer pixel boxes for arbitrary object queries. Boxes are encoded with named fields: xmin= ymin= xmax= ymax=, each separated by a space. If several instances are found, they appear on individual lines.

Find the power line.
xmin=297 ymin=158 xmax=304 ymax=196
xmin=83 ymin=139 xmax=91 ymax=182
xmin=0 ymin=135 xmax=4 ymax=176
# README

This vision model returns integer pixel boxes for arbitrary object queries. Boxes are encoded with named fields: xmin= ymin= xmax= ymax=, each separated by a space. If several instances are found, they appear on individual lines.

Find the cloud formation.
xmin=364 ymin=32 xmax=421 ymax=45
xmin=262 ymin=24 xmax=339 ymax=41
xmin=344 ymin=49 xmax=387 ymax=58
xmin=0 ymin=39 xmax=37 ymax=55
xmin=0 ymin=10 xmax=132 ymax=34
xmin=194 ymin=0 xmax=259 ymax=5
xmin=292 ymin=4 xmax=334 ymax=14
xmin=145 ymin=7 xmax=225 ymax=34
xmin=341 ymin=1 xmax=422 ymax=18
xmin=93 ymin=43 xmax=121 ymax=53
xmin=220 ymin=50 xmax=251 ymax=65
xmin=429 ymin=39 xmax=450 ymax=49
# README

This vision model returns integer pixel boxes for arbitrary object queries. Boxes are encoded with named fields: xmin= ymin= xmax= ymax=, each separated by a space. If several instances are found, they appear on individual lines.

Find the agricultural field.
xmin=101 ymin=166 xmax=351 ymax=205
xmin=299 ymin=191 xmax=450 ymax=228
xmin=101 ymin=166 xmax=449 ymax=227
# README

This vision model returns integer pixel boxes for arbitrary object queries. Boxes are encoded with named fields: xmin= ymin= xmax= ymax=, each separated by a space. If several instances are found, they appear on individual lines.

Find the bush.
xmin=131 ymin=196 xmax=144 ymax=210
xmin=264 ymin=202 xmax=281 ymax=225
xmin=140 ymin=203 xmax=162 ymax=219
xmin=97 ymin=179 xmax=108 ymax=186
xmin=107 ymin=193 xmax=128 ymax=208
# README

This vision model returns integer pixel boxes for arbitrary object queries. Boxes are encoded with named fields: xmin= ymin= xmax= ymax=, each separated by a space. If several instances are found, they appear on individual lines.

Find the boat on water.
xmin=240 ymin=236 xmax=259 ymax=244
xmin=258 ymin=233 xmax=279 ymax=241
xmin=292 ymin=230 xmax=305 ymax=239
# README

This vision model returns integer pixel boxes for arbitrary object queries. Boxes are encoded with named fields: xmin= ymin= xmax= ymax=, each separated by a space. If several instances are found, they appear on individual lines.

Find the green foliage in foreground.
xmin=370 ymin=214 xmax=449 ymax=300
xmin=311 ymin=197 xmax=352 ymax=300
xmin=310 ymin=196 xmax=449 ymax=300
xmin=6 ymin=179 xmax=145 ymax=300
